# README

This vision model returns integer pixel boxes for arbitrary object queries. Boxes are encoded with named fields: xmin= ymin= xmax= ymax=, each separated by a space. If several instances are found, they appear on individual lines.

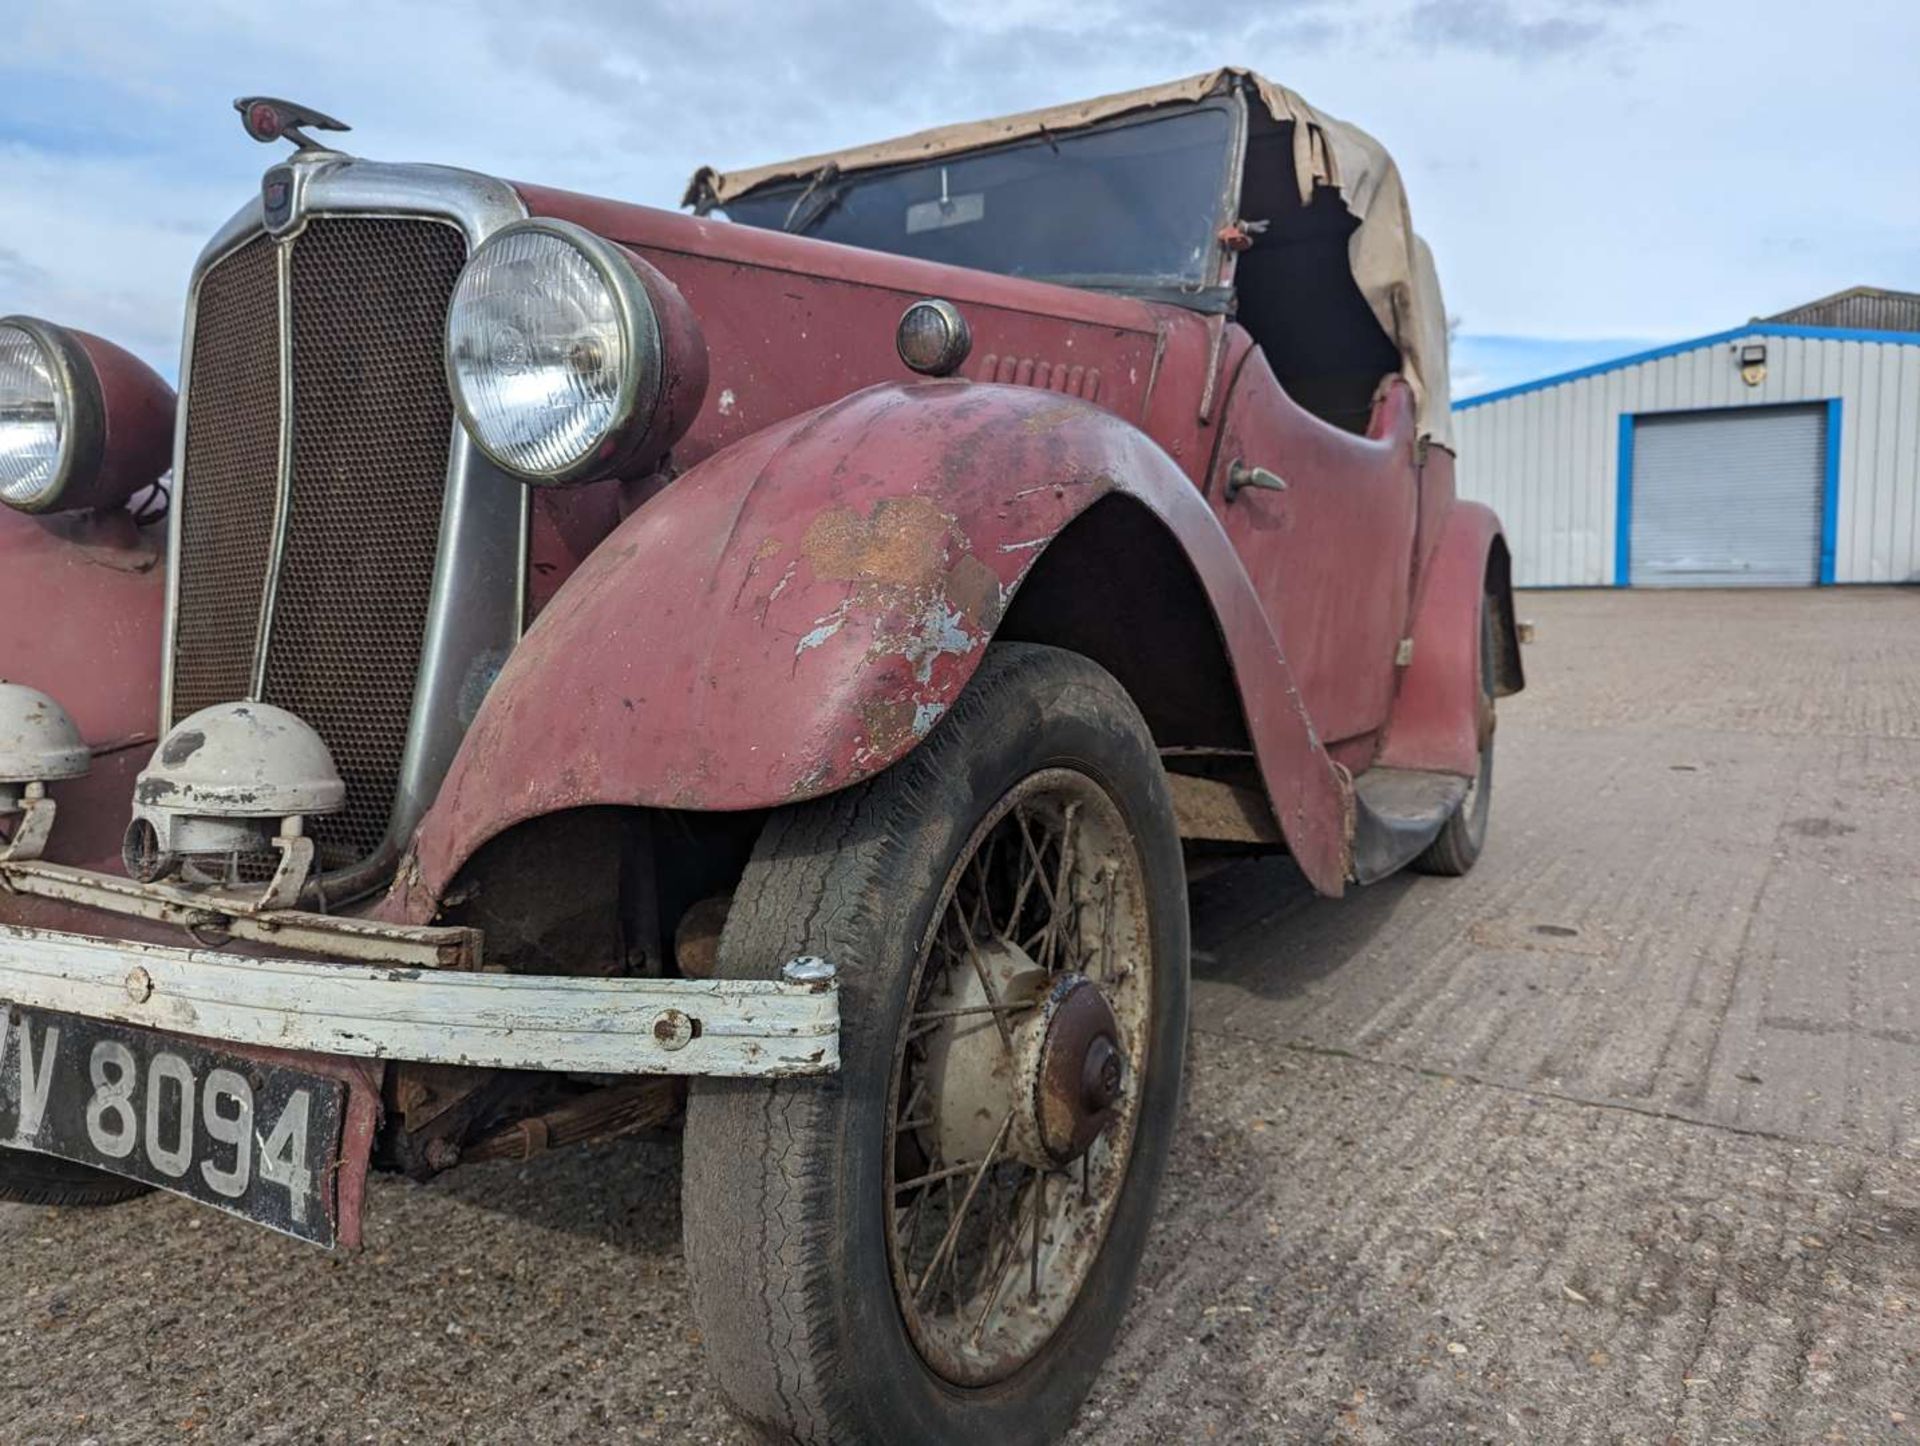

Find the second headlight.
xmin=0 ymin=322 xmax=68 ymax=510
xmin=446 ymin=219 xmax=665 ymax=486
xmin=0 ymin=315 xmax=175 ymax=515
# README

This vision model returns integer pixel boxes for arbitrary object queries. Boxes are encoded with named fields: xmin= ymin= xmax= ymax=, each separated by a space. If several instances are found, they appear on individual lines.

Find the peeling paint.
xmin=876 ymin=597 xmax=976 ymax=685
xmin=795 ymin=611 xmax=847 ymax=656
xmin=787 ymin=758 xmax=834 ymax=798
xmin=159 ymin=729 xmax=206 ymax=767
xmin=765 ymin=560 xmax=798 ymax=604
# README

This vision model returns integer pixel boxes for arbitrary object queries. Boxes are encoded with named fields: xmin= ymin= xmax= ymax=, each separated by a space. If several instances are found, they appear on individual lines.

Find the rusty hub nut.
xmin=1081 ymin=1035 xmax=1124 ymax=1114
xmin=1030 ymin=974 xmax=1126 ymax=1167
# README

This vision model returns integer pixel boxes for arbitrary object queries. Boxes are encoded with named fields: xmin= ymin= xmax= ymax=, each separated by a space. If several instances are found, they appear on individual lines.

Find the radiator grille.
xmin=172 ymin=236 xmax=280 ymax=719
xmin=172 ymin=217 xmax=468 ymax=871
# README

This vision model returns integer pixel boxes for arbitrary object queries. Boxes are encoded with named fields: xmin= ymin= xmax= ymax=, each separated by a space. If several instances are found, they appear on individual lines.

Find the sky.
xmin=1 ymin=0 xmax=1915 ymax=400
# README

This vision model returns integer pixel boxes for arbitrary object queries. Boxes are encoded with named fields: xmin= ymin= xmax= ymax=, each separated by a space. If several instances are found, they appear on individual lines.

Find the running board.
xmin=1349 ymin=768 xmax=1470 ymax=885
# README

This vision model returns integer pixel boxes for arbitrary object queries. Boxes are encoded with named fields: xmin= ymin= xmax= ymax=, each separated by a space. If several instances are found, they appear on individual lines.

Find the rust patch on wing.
xmin=861 ymin=696 xmax=920 ymax=759
xmin=943 ymin=553 xmax=1003 ymax=631
xmin=787 ymin=757 xmax=835 ymax=799
xmin=803 ymin=495 xmax=956 ymax=584
xmin=1021 ymin=404 xmax=1084 ymax=435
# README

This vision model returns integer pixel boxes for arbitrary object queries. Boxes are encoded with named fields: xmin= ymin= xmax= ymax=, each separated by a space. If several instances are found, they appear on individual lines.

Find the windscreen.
xmin=721 ymin=106 xmax=1234 ymax=291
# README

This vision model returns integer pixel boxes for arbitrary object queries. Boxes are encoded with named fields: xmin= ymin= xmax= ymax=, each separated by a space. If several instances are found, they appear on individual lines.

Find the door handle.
xmin=1225 ymin=459 xmax=1288 ymax=500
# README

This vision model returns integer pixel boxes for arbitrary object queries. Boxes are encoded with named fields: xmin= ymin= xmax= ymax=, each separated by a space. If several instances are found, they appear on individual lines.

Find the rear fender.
xmin=1376 ymin=500 xmax=1522 ymax=776
xmin=402 ymin=382 xmax=1356 ymax=903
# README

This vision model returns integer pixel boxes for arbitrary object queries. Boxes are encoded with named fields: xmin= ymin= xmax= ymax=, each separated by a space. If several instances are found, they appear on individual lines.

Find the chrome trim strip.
xmin=0 ymin=923 xmax=842 ymax=1077
xmin=164 ymin=155 xmax=532 ymax=894
xmin=249 ymin=238 xmax=297 ymax=700
xmin=386 ymin=425 xmax=525 ymax=851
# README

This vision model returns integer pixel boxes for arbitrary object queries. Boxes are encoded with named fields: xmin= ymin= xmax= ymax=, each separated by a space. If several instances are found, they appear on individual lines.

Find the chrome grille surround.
xmin=163 ymin=155 xmax=531 ymax=891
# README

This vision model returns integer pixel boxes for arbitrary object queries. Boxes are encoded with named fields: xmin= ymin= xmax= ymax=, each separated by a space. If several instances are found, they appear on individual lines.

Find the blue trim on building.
xmin=1455 ymin=323 xmax=1920 ymax=411
xmin=1614 ymin=414 xmax=1635 ymax=586
xmin=1819 ymin=398 xmax=1843 ymax=585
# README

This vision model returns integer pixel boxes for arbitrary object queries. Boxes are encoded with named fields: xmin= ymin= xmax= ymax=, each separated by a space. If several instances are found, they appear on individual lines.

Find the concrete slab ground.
xmin=0 ymin=588 xmax=1915 ymax=1443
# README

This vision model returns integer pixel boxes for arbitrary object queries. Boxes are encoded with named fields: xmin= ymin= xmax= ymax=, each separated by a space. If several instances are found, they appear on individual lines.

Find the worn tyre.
xmin=1412 ymin=596 xmax=1496 ymax=877
xmin=0 ymin=1147 xmax=150 ymax=1206
xmin=684 ymin=642 xmax=1189 ymax=1445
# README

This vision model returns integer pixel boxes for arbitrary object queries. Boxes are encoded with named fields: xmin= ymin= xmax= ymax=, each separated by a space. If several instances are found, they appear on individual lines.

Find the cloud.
xmin=0 ymin=0 xmax=1914 ymax=382
xmin=472 ymin=0 xmax=1352 ymax=189
xmin=1403 ymin=0 xmax=1636 ymax=60
xmin=0 ymin=244 xmax=51 ymax=292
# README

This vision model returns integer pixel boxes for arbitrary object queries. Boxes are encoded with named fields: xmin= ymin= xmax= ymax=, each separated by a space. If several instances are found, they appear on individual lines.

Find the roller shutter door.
xmin=1628 ymin=405 xmax=1825 ymax=587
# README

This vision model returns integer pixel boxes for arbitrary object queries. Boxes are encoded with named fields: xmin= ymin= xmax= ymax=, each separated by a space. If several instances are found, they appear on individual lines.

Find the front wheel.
xmin=684 ymin=643 xmax=1189 ymax=1445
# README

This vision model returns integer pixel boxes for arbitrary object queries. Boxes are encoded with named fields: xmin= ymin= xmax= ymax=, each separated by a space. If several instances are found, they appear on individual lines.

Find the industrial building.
xmin=1453 ymin=288 xmax=1920 ymax=587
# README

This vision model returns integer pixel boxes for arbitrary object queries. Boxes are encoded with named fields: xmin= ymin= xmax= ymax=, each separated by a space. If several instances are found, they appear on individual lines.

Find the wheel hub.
xmin=920 ymin=939 xmax=1128 ymax=1173
xmin=886 ymin=768 xmax=1156 ymax=1388
xmin=1024 ymin=974 xmax=1125 ymax=1167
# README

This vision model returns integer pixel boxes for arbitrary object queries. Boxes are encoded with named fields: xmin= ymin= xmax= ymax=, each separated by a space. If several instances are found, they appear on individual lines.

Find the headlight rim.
xmin=444 ymin=217 xmax=665 ymax=488
xmin=0 ymin=314 xmax=105 ymax=516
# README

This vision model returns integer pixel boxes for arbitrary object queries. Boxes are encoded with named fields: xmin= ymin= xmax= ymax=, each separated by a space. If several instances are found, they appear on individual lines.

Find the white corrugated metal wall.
xmin=1452 ymin=328 xmax=1920 ymax=585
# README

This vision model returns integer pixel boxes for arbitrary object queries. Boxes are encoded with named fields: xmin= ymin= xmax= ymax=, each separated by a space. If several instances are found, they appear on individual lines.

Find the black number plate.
xmin=0 ymin=1006 xmax=345 ymax=1246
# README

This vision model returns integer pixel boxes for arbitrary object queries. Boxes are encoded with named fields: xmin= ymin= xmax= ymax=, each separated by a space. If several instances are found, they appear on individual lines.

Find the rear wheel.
xmin=0 ymin=1147 xmax=150 ymax=1206
xmin=1412 ymin=595 xmax=1497 ymax=876
xmin=683 ymin=643 xmax=1188 ymax=1445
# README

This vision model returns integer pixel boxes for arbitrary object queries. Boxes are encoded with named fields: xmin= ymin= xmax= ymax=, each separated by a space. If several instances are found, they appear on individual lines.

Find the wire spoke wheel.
xmin=685 ymin=644 xmax=1187 ymax=1443
xmin=886 ymin=768 xmax=1152 ymax=1385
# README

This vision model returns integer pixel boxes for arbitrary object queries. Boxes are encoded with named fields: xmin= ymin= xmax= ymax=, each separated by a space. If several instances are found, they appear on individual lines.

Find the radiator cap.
xmin=134 ymin=703 xmax=344 ymax=818
xmin=0 ymin=684 xmax=91 ymax=790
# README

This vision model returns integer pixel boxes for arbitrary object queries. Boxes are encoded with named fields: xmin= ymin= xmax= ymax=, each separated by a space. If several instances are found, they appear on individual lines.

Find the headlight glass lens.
xmin=0 ymin=324 xmax=66 ymax=509
xmin=446 ymin=229 xmax=631 ymax=477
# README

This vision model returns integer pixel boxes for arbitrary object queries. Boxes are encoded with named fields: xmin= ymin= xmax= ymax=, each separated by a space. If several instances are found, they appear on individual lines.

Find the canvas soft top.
xmin=686 ymin=67 xmax=1453 ymax=447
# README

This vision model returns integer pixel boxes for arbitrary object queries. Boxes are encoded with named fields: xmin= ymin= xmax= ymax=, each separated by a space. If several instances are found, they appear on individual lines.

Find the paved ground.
xmin=3 ymin=588 xmax=1918 ymax=1444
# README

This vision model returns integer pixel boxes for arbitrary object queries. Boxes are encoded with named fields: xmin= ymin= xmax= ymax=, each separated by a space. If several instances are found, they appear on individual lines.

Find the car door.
xmin=1206 ymin=344 xmax=1420 ymax=750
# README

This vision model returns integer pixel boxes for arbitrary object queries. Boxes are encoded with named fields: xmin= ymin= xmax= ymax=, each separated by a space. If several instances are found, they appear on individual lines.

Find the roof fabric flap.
xmin=688 ymin=67 xmax=1452 ymax=447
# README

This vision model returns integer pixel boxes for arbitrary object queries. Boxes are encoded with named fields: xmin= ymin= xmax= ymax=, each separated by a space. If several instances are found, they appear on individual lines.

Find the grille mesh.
xmin=264 ymin=219 xmax=466 ymax=868
xmin=171 ymin=217 xmax=467 ymax=873
xmin=172 ymin=236 xmax=280 ymax=719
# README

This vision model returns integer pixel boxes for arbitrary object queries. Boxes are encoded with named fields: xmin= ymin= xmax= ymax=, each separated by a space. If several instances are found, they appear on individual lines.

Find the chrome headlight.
xmin=0 ymin=315 xmax=174 ymax=516
xmin=445 ymin=219 xmax=669 ymax=486
xmin=0 ymin=319 xmax=77 ymax=512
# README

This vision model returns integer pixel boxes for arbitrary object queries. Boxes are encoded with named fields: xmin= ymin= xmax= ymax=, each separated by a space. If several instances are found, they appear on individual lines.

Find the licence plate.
xmin=0 ymin=1005 xmax=345 ymax=1246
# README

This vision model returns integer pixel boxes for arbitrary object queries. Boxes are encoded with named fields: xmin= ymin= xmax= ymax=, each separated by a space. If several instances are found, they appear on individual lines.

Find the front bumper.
xmin=0 ymin=862 xmax=839 ymax=1078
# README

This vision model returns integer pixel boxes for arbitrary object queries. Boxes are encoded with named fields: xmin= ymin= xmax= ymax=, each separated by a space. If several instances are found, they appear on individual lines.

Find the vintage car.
xmin=0 ymin=69 xmax=1519 ymax=1443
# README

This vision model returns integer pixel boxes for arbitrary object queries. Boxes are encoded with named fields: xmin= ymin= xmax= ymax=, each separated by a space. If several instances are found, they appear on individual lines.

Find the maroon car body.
xmin=0 ymin=67 xmax=1520 ymax=1444
xmin=17 ymin=148 xmax=1518 ymax=910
